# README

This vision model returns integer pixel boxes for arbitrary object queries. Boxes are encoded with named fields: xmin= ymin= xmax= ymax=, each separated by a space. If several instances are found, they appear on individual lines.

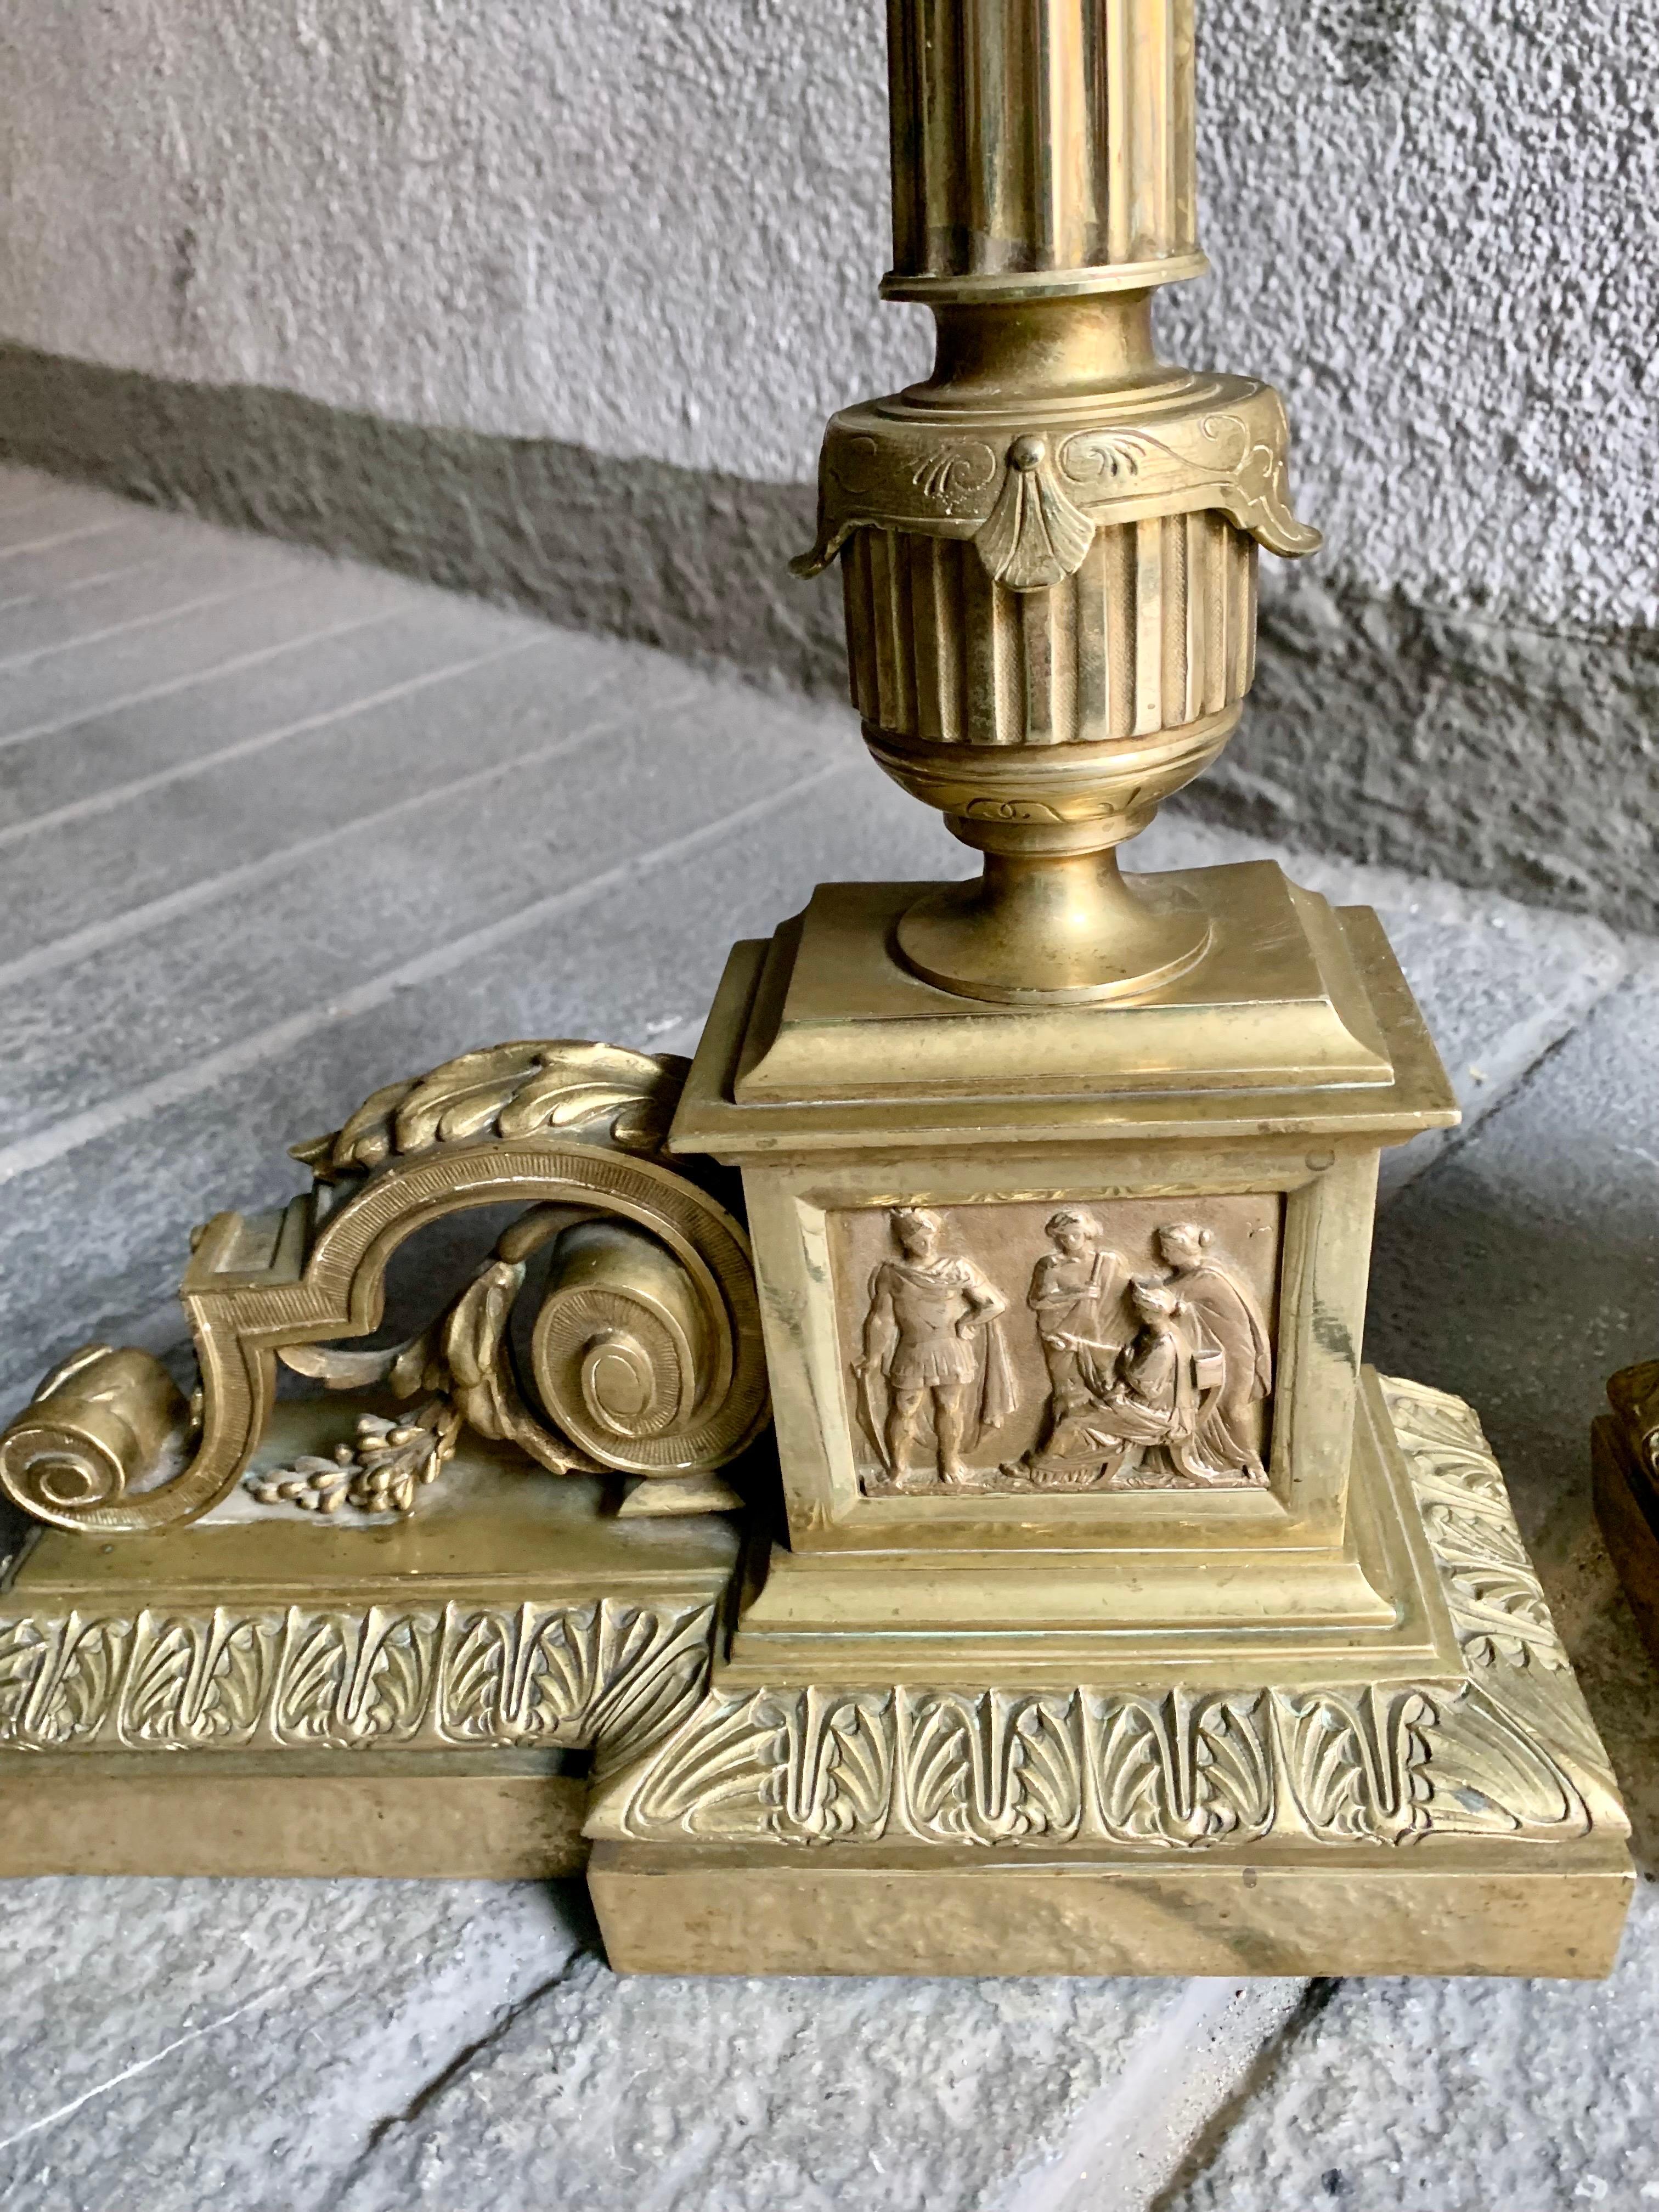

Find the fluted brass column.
xmin=883 ymin=0 xmax=1202 ymax=291
xmin=797 ymin=0 xmax=1317 ymax=1003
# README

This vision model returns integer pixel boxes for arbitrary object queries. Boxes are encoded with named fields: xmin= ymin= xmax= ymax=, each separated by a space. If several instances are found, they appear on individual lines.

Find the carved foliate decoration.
xmin=629 ymin=1688 xmax=896 ymax=1843
xmin=0 ymin=1041 xmax=769 ymax=1533
xmin=246 ymin=1409 xmax=463 ymax=1518
xmin=971 ymin=434 xmax=1098 ymax=589
xmin=0 ymin=1599 xmax=714 ymax=1776
xmin=290 ymin=1039 xmax=680 ymax=1179
xmin=592 ymin=1378 xmax=1628 ymax=1851
xmin=842 ymin=1195 xmax=1277 ymax=1496
xmin=793 ymin=379 xmax=1320 ymax=585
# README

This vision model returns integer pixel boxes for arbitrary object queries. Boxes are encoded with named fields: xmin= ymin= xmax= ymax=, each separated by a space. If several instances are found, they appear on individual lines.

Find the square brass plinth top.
xmin=673 ymin=867 xmax=1457 ymax=1160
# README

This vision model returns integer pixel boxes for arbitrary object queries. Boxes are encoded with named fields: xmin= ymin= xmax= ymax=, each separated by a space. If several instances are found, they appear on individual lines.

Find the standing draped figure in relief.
xmin=856 ymin=1207 xmax=1015 ymax=1488
xmin=1154 ymin=1221 xmax=1273 ymax=1482
xmin=1027 ymin=1210 xmax=1126 ymax=1457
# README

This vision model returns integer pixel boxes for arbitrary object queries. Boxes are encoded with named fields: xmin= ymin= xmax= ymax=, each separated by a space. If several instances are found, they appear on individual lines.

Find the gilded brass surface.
xmin=585 ymin=1379 xmax=1632 ymax=1978
xmin=623 ymin=0 xmax=1629 ymax=1964
xmin=0 ymin=1415 xmax=742 ymax=1763
xmin=0 ymin=1408 xmax=747 ymax=1876
xmin=791 ymin=0 xmax=1320 ymax=1003
xmin=677 ymin=908 xmax=1447 ymax=1562
xmin=727 ymin=871 xmax=1409 ymax=1104
xmin=0 ymin=1041 xmax=766 ymax=1533
xmin=0 ymin=0 xmax=1630 ymax=1977
xmin=0 ymin=1763 xmax=591 ymax=1881
xmin=713 ymin=1368 xmax=1442 ymax=1684
xmin=881 ymin=0 xmax=1204 ymax=297
xmin=589 ymin=1842 xmax=1631 ymax=1980
xmin=844 ymin=1193 xmax=1276 ymax=1493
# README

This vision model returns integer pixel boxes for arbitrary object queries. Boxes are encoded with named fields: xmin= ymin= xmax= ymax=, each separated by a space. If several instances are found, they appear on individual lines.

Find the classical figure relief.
xmin=840 ymin=1197 xmax=1275 ymax=1496
xmin=856 ymin=1208 xmax=1017 ymax=1489
xmin=1027 ymin=1211 xmax=1127 ymax=1452
xmin=1155 ymin=1222 xmax=1273 ymax=1477
xmin=1014 ymin=1276 xmax=1221 ymax=1488
xmin=1015 ymin=1221 xmax=1272 ymax=1489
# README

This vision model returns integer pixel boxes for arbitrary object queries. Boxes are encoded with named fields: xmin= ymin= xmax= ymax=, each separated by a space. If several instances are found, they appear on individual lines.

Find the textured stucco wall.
xmin=2 ymin=0 xmax=1655 ymax=918
xmin=0 ymin=0 xmax=905 ymax=482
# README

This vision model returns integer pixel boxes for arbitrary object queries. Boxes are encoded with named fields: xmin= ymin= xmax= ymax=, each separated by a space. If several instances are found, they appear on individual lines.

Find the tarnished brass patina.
xmin=0 ymin=0 xmax=1631 ymax=1972
xmin=1594 ymin=1360 xmax=1659 ymax=1666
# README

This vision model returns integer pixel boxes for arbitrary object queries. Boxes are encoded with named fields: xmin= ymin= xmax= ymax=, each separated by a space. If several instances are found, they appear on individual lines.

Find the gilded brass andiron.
xmin=0 ymin=0 xmax=1631 ymax=1976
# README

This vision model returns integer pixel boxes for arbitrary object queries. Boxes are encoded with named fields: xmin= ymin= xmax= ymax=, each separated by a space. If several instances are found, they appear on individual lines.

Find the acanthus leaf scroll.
xmin=0 ymin=1040 xmax=770 ymax=1533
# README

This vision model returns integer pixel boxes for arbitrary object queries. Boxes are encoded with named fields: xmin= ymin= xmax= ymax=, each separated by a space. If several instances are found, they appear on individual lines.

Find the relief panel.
xmin=830 ymin=1194 xmax=1280 ymax=1497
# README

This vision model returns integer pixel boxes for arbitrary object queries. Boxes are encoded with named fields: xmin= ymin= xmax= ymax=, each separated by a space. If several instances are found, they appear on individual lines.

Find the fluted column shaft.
xmin=885 ymin=0 xmax=1201 ymax=295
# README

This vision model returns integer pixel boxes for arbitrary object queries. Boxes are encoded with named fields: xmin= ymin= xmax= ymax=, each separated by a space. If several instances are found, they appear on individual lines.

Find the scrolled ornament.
xmin=0 ymin=1040 xmax=770 ymax=1533
xmin=0 ymin=1345 xmax=195 ymax=1529
xmin=532 ymin=1220 xmax=713 ymax=1466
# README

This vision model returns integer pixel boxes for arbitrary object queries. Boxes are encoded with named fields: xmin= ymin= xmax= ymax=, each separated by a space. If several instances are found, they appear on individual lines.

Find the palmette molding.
xmin=0 ymin=1598 xmax=715 ymax=1775
xmin=793 ymin=379 xmax=1319 ymax=585
xmin=591 ymin=1380 xmax=1628 ymax=1850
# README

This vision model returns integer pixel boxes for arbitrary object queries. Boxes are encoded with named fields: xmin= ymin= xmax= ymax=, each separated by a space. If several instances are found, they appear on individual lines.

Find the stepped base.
xmin=0 ymin=1381 xmax=1632 ymax=1974
xmin=585 ymin=1376 xmax=1633 ymax=1978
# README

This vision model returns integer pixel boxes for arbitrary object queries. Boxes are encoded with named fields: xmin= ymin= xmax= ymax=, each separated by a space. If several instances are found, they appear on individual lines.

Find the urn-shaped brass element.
xmin=796 ymin=0 xmax=1319 ymax=1004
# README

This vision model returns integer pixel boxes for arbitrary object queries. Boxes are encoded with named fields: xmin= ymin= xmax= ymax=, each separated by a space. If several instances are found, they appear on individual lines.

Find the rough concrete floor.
xmin=0 ymin=465 xmax=1655 ymax=2211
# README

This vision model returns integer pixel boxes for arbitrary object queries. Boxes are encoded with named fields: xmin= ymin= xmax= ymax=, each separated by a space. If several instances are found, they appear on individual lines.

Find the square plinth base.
xmin=588 ymin=1837 xmax=1632 ymax=1979
xmin=583 ymin=1376 xmax=1633 ymax=1978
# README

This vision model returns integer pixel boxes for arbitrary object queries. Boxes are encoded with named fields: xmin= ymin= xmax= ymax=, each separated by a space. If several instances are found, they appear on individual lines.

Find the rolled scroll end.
xmin=0 ymin=1344 xmax=194 ymax=1532
xmin=531 ymin=1217 xmax=768 ymax=1506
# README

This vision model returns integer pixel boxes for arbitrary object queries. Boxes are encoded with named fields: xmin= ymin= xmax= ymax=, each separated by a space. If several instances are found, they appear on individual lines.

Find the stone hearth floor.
xmin=0 ymin=464 xmax=1655 ymax=2212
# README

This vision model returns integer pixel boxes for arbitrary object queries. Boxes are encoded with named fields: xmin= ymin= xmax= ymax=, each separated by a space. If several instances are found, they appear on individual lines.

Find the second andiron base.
xmin=0 ymin=0 xmax=1633 ymax=1975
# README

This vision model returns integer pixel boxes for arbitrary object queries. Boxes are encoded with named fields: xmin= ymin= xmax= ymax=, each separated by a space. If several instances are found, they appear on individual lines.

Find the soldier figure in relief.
xmin=857 ymin=1207 xmax=1015 ymax=1488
